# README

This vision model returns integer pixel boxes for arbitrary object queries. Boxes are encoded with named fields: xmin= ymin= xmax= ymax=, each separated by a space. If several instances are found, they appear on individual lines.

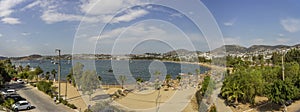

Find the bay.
xmin=12 ymin=60 xmax=210 ymax=84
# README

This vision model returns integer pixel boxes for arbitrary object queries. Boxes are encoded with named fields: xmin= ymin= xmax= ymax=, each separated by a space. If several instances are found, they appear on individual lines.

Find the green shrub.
xmin=59 ymin=98 xmax=63 ymax=103
xmin=84 ymin=109 xmax=92 ymax=112
xmin=61 ymin=99 xmax=68 ymax=105
xmin=67 ymin=103 xmax=77 ymax=109
xmin=30 ymin=82 xmax=36 ymax=87
xmin=3 ymin=98 xmax=14 ymax=109
xmin=36 ymin=81 xmax=52 ymax=94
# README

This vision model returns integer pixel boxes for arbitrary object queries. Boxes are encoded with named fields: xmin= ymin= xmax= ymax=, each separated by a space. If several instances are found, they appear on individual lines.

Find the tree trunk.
xmin=235 ymin=97 xmax=238 ymax=104
xmin=283 ymin=104 xmax=287 ymax=112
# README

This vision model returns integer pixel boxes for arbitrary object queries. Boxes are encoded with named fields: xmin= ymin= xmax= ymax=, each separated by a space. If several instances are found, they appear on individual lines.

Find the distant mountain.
xmin=0 ymin=56 xmax=7 ymax=60
xmin=293 ymin=44 xmax=300 ymax=48
xmin=211 ymin=45 xmax=247 ymax=54
xmin=247 ymin=45 xmax=289 ymax=52
xmin=10 ymin=54 xmax=43 ymax=60
xmin=212 ymin=44 xmax=300 ymax=54
xmin=164 ymin=49 xmax=201 ymax=56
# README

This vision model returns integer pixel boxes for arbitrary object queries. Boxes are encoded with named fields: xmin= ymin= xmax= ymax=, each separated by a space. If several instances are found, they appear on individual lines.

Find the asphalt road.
xmin=8 ymin=82 xmax=75 ymax=112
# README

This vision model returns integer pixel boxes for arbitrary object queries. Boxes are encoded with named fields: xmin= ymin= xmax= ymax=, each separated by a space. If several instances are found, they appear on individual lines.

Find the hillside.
xmin=211 ymin=45 xmax=247 ymax=54
xmin=212 ymin=44 xmax=300 ymax=54
xmin=164 ymin=49 xmax=201 ymax=56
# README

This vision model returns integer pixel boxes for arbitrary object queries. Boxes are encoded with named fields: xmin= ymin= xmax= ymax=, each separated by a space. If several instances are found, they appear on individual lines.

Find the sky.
xmin=0 ymin=0 xmax=299 ymax=56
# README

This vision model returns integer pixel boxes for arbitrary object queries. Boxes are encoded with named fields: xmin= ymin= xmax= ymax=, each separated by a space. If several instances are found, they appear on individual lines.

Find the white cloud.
xmin=21 ymin=32 xmax=30 ymax=36
xmin=79 ymin=0 xmax=141 ymax=15
xmin=21 ymin=0 xmax=41 ymax=11
xmin=0 ymin=0 xmax=25 ymax=24
xmin=0 ymin=33 xmax=2 ymax=37
xmin=37 ymin=0 xmax=144 ymax=24
xmin=278 ymin=33 xmax=285 ymax=37
xmin=0 ymin=0 xmax=25 ymax=17
xmin=280 ymin=18 xmax=300 ymax=33
xmin=111 ymin=9 xmax=148 ymax=23
xmin=41 ymin=10 xmax=82 ymax=24
xmin=224 ymin=18 xmax=236 ymax=26
xmin=1 ymin=17 xmax=21 ymax=24
xmin=224 ymin=37 xmax=240 ymax=45
xmin=276 ymin=38 xmax=290 ymax=43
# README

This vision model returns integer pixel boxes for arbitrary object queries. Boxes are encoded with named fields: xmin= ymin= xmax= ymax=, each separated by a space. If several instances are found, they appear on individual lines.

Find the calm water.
xmin=12 ymin=60 xmax=210 ymax=84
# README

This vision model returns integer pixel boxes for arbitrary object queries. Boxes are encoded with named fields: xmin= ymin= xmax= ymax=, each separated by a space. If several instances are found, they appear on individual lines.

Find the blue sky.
xmin=0 ymin=0 xmax=299 ymax=56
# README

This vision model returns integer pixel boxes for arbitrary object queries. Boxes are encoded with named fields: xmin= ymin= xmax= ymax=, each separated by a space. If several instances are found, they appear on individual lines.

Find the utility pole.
xmin=55 ymin=49 xmax=61 ymax=101
xmin=65 ymin=78 xmax=67 ymax=100
xmin=282 ymin=54 xmax=285 ymax=81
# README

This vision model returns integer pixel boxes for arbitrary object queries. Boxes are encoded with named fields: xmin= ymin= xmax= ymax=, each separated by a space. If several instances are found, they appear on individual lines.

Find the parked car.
xmin=12 ymin=101 xmax=31 ymax=111
xmin=5 ymin=94 xmax=26 ymax=102
xmin=4 ymin=93 xmax=19 ymax=99
xmin=17 ymin=79 xmax=24 ymax=84
xmin=1 ymin=89 xmax=16 ymax=95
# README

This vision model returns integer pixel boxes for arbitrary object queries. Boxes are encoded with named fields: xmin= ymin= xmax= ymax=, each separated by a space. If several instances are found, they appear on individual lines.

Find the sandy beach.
xmin=53 ymin=82 xmax=87 ymax=111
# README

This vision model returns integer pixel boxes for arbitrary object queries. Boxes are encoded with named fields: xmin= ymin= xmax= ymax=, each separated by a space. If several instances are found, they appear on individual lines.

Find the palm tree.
xmin=119 ymin=75 xmax=127 ymax=89
xmin=66 ymin=73 xmax=72 ymax=84
xmin=195 ymin=68 xmax=200 ymax=75
xmin=154 ymin=71 xmax=161 ymax=80
xmin=165 ymin=74 xmax=171 ymax=86
xmin=51 ymin=69 xmax=57 ymax=82
xmin=221 ymin=83 xmax=244 ymax=104
xmin=45 ymin=71 xmax=50 ymax=81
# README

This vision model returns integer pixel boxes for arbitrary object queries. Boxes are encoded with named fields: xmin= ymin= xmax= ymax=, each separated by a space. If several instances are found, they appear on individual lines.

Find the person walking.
xmin=53 ymin=96 xmax=57 ymax=103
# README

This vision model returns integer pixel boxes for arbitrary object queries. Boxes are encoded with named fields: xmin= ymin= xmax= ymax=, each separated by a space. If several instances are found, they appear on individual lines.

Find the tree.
xmin=45 ymin=71 xmax=50 ymax=81
xmin=176 ymin=75 xmax=181 ymax=81
xmin=165 ymin=74 xmax=172 ymax=85
xmin=258 ymin=54 xmax=264 ymax=65
xmin=35 ymin=66 xmax=43 ymax=81
xmin=73 ymin=62 xmax=84 ymax=89
xmin=24 ymin=65 xmax=31 ymax=72
xmin=80 ymin=70 xmax=100 ymax=100
xmin=284 ymin=62 xmax=300 ymax=83
xmin=51 ymin=69 xmax=57 ymax=82
xmin=18 ymin=72 xmax=29 ymax=79
xmin=98 ymin=76 xmax=102 ymax=81
xmin=285 ymin=49 xmax=300 ymax=65
xmin=154 ymin=71 xmax=161 ymax=80
xmin=118 ymin=75 xmax=127 ymax=89
xmin=221 ymin=82 xmax=244 ymax=104
xmin=135 ymin=77 xmax=144 ymax=83
xmin=0 ymin=63 xmax=10 ymax=85
xmin=154 ymin=71 xmax=161 ymax=90
xmin=67 ymin=69 xmax=74 ymax=84
xmin=266 ymin=79 xmax=299 ymax=111
xmin=195 ymin=68 xmax=200 ymax=75
xmin=17 ymin=65 xmax=23 ymax=73
xmin=271 ymin=52 xmax=282 ymax=65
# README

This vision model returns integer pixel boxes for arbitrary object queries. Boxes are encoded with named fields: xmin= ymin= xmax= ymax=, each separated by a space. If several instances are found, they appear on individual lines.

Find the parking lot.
xmin=1 ymin=80 xmax=74 ymax=112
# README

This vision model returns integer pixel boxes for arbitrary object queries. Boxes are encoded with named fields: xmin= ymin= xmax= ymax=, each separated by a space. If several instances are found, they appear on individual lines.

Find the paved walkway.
xmin=14 ymin=83 xmax=75 ymax=112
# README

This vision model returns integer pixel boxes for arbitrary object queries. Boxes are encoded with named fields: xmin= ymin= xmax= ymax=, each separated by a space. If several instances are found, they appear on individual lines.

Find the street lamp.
xmin=281 ymin=49 xmax=288 ymax=81
xmin=55 ymin=49 xmax=61 ymax=101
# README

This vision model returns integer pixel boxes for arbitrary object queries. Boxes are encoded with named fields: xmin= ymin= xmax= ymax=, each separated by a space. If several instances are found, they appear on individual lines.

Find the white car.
xmin=12 ymin=101 xmax=31 ymax=111
xmin=1 ymin=89 xmax=16 ymax=95
xmin=17 ymin=79 xmax=24 ymax=84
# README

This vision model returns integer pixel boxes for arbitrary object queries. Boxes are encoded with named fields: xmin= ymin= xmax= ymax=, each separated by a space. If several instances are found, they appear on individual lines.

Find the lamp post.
xmin=55 ymin=49 xmax=61 ymax=101
xmin=281 ymin=49 xmax=288 ymax=81
xmin=65 ymin=75 xmax=67 ymax=100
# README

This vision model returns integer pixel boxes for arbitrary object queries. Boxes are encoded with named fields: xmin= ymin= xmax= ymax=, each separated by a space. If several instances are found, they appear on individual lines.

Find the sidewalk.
xmin=20 ymin=84 xmax=75 ymax=112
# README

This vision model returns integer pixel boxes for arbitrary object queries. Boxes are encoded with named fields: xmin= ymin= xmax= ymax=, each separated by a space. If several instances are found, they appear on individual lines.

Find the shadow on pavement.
xmin=256 ymin=102 xmax=281 ymax=111
xmin=92 ymin=94 xmax=110 ymax=101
